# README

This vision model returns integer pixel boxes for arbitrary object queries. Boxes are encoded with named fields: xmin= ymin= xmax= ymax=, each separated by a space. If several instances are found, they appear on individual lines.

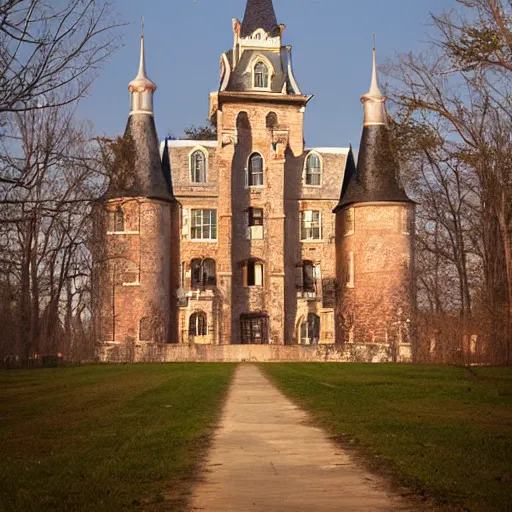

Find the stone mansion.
xmin=93 ymin=0 xmax=415 ymax=362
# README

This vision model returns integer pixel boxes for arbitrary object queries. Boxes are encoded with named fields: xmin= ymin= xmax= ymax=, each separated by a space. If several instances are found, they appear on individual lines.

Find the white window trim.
xmin=190 ymin=208 xmax=218 ymax=242
xmin=107 ymin=231 xmax=140 ymax=236
xmin=188 ymin=146 xmax=209 ymax=184
xmin=250 ymin=56 xmax=273 ymax=91
xmin=303 ymin=150 xmax=323 ymax=188
xmin=246 ymin=152 xmax=265 ymax=188
xmin=300 ymin=210 xmax=322 ymax=242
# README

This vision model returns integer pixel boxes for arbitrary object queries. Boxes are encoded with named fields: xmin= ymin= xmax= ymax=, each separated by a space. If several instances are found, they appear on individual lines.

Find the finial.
xmin=141 ymin=16 xmax=144 ymax=38
xmin=361 ymin=35 xmax=386 ymax=126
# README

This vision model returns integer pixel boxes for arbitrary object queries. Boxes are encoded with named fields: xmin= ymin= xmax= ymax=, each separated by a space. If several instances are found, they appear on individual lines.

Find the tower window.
xmin=189 ymin=311 xmax=207 ymax=336
xmin=191 ymin=258 xmax=217 ymax=288
xmin=346 ymin=251 xmax=355 ymax=288
xmin=300 ymin=313 xmax=320 ymax=345
xmin=301 ymin=211 xmax=321 ymax=240
xmin=305 ymin=153 xmax=322 ymax=186
xmin=243 ymin=260 xmax=264 ymax=286
xmin=191 ymin=209 xmax=217 ymax=240
xmin=254 ymin=61 xmax=269 ymax=89
xmin=240 ymin=314 xmax=269 ymax=344
xmin=190 ymin=150 xmax=207 ymax=183
xmin=345 ymin=207 xmax=355 ymax=236
xmin=248 ymin=207 xmax=264 ymax=239
xmin=248 ymin=153 xmax=264 ymax=187
xmin=266 ymin=112 xmax=278 ymax=129
xmin=302 ymin=261 xmax=316 ymax=293
xmin=114 ymin=206 xmax=124 ymax=232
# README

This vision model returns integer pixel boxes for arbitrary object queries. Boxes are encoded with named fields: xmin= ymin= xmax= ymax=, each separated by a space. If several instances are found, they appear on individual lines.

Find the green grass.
xmin=0 ymin=364 xmax=236 ymax=512
xmin=261 ymin=363 xmax=512 ymax=512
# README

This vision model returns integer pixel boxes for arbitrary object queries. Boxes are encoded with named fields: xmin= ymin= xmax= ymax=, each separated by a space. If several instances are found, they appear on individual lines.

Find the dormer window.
xmin=305 ymin=153 xmax=322 ymax=186
xmin=190 ymin=149 xmax=207 ymax=183
xmin=254 ymin=61 xmax=269 ymax=89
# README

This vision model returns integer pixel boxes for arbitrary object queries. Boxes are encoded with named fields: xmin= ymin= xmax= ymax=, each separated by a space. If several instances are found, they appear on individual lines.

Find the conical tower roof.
xmin=335 ymin=44 xmax=411 ymax=211
xmin=240 ymin=0 xmax=278 ymax=37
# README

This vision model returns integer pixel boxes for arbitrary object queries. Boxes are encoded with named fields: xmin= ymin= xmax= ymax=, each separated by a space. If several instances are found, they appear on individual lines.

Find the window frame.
xmin=190 ymin=209 xmax=217 ymax=241
xmin=191 ymin=258 xmax=217 ymax=288
xmin=300 ymin=210 xmax=322 ymax=241
xmin=300 ymin=313 xmax=320 ymax=345
xmin=247 ymin=152 xmax=264 ymax=187
xmin=304 ymin=152 xmax=322 ymax=187
xmin=189 ymin=148 xmax=207 ymax=184
xmin=302 ymin=260 xmax=316 ymax=293
xmin=189 ymin=311 xmax=208 ymax=336
xmin=240 ymin=314 xmax=269 ymax=345
xmin=253 ymin=60 xmax=270 ymax=89
xmin=244 ymin=260 xmax=264 ymax=287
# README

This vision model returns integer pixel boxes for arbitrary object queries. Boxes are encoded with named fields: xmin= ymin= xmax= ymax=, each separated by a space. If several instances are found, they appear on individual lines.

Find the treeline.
xmin=0 ymin=0 xmax=120 ymax=364
xmin=387 ymin=0 xmax=512 ymax=364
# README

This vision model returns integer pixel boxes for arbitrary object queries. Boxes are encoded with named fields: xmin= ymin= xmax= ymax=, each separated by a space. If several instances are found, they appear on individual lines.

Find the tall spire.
xmin=361 ymin=38 xmax=386 ymax=126
xmin=334 ymin=38 xmax=411 ymax=211
xmin=128 ymin=18 xmax=157 ymax=115
xmin=240 ymin=0 xmax=278 ymax=37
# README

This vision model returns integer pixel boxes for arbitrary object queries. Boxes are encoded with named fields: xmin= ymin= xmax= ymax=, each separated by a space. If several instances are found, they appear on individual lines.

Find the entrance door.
xmin=240 ymin=314 xmax=269 ymax=344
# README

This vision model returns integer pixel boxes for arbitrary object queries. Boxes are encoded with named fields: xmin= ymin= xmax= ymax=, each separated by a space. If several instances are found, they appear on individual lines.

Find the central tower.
xmin=209 ymin=0 xmax=311 ymax=345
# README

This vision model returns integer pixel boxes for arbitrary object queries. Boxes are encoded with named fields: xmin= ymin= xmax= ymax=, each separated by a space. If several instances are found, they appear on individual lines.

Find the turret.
xmin=334 ymin=44 xmax=415 ymax=362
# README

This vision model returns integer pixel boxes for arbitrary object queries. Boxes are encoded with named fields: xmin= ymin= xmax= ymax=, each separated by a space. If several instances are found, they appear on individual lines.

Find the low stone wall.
xmin=97 ymin=343 xmax=412 ymax=364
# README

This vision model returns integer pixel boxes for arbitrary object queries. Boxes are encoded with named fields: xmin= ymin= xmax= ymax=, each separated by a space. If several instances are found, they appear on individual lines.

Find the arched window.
xmin=254 ymin=61 xmax=269 ymax=89
xmin=248 ymin=153 xmax=264 ymax=187
xmin=266 ymin=112 xmax=278 ymax=129
xmin=189 ymin=312 xmax=207 ymax=336
xmin=300 ymin=313 xmax=320 ymax=345
xmin=305 ymin=153 xmax=322 ymax=186
xmin=191 ymin=258 xmax=216 ymax=288
xmin=114 ymin=206 xmax=124 ymax=232
xmin=190 ymin=150 xmax=207 ymax=183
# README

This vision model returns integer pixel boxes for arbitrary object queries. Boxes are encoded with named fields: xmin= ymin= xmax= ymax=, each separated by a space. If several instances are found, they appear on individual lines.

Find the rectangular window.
xmin=240 ymin=315 xmax=269 ymax=344
xmin=346 ymin=251 xmax=355 ymax=288
xmin=301 ymin=210 xmax=321 ymax=240
xmin=191 ymin=209 xmax=217 ymax=240
xmin=245 ymin=261 xmax=264 ymax=286
xmin=248 ymin=207 xmax=264 ymax=239
xmin=345 ymin=207 xmax=355 ymax=236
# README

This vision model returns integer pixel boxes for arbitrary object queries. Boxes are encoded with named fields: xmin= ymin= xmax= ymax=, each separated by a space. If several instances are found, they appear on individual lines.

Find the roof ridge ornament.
xmin=361 ymin=35 xmax=386 ymax=127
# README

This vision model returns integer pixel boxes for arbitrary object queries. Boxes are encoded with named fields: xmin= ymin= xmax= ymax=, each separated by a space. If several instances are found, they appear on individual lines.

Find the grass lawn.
xmin=0 ymin=363 xmax=236 ymax=512
xmin=262 ymin=363 xmax=512 ymax=512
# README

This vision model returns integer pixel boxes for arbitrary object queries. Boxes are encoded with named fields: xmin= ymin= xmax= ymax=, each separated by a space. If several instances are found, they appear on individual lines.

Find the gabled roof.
xmin=240 ymin=0 xmax=278 ymax=37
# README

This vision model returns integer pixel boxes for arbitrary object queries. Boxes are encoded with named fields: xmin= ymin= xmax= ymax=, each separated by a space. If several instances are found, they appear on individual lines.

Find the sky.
xmin=77 ymin=0 xmax=456 ymax=148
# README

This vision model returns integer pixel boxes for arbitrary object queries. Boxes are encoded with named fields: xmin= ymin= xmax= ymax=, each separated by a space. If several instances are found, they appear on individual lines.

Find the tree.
xmin=183 ymin=119 xmax=217 ymax=140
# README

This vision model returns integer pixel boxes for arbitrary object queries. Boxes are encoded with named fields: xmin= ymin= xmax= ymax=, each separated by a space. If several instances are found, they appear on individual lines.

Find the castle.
xmin=93 ymin=0 xmax=416 ymax=363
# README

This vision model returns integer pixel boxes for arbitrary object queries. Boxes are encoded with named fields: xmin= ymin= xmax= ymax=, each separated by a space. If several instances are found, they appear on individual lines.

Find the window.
xmin=189 ymin=312 xmax=207 ymax=336
xmin=248 ymin=153 xmax=264 ymax=187
xmin=401 ymin=207 xmax=410 ymax=235
xmin=302 ymin=261 xmax=316 ymax=292
xmin=244 ymin=260 xmax=264 ymax=286
xmin=191 ymin=258 xmax=216 ymax=288
xmin=191 ymin=209 xmax=217 ymax=240
xmin=114 ymin=206 xmax=124 ymax=232
xmin=345 ymin=207 xmax=355 ymax=236
xmin=301 ymin=211 xmax=321 ymax=240
xmin=346 ymin=251 xmax=355 ymax=288
xmin=254 ymin=61 xmax=269 ymax=89
xmin=190 ymin=150 xmax=207 ymax=183
xmin=240 ymin=314 xmax=269 ymax=344
xmin=305 ymin=153 xmax=321 ymax=186
xmin=266 ymin=112 xmax=278 ymax=129
xmin=300 ymin=313 xmax=320 ymax=345
xmin=248 ymin=207 xmax=264 ymax=240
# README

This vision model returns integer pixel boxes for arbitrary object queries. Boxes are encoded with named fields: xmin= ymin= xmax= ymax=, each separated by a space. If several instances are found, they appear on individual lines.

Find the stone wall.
xmin=97 ymin=343 xmax=412 ymax=363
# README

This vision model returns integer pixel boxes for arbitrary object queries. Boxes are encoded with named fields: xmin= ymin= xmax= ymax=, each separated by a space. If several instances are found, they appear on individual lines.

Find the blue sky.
xmin=77 ymin=0 xmax=455 ymax=147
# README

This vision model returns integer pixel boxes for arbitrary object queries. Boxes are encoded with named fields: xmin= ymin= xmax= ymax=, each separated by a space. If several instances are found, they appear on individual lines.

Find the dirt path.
xmin=190 ymin=364 xmax=413 ymax=511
